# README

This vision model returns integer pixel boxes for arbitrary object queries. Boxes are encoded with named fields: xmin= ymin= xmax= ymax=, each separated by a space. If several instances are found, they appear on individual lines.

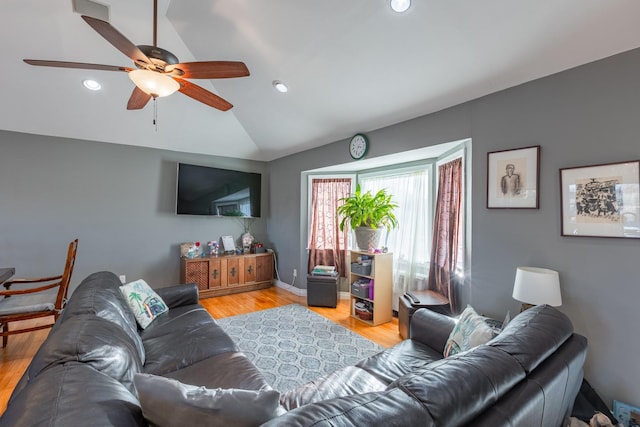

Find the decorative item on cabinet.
xmin=206 ymin=240 xmax=219 ymax=256
xmin=180 ymin=242 xmax=202 ymax=259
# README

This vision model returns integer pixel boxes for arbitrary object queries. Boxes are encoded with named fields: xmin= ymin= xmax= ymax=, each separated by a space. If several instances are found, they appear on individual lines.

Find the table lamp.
xmin=512 ymin=266 xmax=562 ymax=312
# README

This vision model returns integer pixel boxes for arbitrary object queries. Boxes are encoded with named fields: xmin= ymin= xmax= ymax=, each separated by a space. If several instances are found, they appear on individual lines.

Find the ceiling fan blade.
xmin=81 ymin=15 xmax=151 ymax=66
xmin=167 ymin=61 xmax=250 ymax=79
xmin=127 ymin=86 xmax=152 ymax=110
xmin=175 ymin=78 xmax=233 ymax=111
xmin=23 ymin=59 xmax=133 ymax=72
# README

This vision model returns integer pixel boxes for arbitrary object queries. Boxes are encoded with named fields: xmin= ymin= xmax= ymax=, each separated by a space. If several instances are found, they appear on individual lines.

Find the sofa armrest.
xmin=410 ymin=308 xmax=456 ymax=353
xmin=155 ymin=284 xmax=199 ymax=309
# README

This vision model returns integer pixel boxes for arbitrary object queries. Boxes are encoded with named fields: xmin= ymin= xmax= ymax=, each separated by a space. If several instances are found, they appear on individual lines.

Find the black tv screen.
xmin=176 ymin=163 xmax=261 ymax=217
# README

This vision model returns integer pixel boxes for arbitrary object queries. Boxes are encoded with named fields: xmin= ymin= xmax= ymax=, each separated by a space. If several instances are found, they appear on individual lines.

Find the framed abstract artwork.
xmin=560 ymin=160 xmax=640 ymax=238
xmin=487 ymin=145 xmax=540 ymax=209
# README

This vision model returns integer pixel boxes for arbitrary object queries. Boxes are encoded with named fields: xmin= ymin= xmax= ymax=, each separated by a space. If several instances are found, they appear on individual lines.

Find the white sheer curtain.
xmin=360 ymin=169 xmax=430 ymax=310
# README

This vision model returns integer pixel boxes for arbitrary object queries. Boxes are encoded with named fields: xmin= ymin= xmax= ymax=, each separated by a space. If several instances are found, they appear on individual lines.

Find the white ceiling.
xmin=2 ymin=0 xmax=640 ymax=161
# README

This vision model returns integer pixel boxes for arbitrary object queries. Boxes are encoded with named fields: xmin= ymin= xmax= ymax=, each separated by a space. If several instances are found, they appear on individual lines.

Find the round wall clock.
xmin=349 ymin=133 xmax=369 ymax=160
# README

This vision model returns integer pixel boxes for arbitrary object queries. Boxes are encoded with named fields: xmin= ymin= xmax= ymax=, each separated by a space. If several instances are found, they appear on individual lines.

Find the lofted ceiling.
xmin=2 ymin=0 xmax=640 ymax=161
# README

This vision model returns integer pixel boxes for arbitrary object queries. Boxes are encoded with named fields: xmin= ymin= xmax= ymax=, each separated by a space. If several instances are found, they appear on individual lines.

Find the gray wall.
xmin=2 ymin=47 xmax=638 ymax=407
xmin=268 ymin=48 xmax=640 ymax=406
xmin=0 ymin=130 xmax=268 ymax=290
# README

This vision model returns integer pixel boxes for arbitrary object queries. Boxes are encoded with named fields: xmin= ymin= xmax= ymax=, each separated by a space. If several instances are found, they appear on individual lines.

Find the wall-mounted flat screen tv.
xmin=176 ymin=163 xmax=261 ymax=217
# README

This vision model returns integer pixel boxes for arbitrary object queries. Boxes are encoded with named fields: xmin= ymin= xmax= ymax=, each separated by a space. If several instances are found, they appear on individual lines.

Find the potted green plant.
xmin=337 ymin=184 xmax=399 ymax=251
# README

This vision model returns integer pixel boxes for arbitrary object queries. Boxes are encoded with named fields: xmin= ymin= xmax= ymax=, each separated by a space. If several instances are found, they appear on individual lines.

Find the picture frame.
xmin=221 ymin=235 xmax=236 ymax=253
xmin=487 ymin=145 xmax=540 ymax=209
xmin=613 ymin=399 xmax=640 ymax=427
xmin=560 ymin=160 xmax=640 ymax=238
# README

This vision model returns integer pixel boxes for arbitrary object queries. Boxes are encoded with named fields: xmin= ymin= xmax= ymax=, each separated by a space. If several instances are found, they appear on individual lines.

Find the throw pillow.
xmin=134 ymin=373 xmax=281 ymax=427
xmin=119 ymin=279 xmax=168 ymax=329
xmin=443 ymin=305 xmax=496 ymax=358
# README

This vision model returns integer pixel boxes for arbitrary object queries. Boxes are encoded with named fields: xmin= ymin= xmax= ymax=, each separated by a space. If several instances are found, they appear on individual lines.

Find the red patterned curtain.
xmin=307 ymin=178 xmax=351 ymax=277
xmin=428 ymin=158 xmax=463 ymax=313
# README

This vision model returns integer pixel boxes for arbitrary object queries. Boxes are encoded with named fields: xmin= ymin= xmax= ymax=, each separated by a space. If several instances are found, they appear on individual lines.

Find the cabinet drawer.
xmin=227 ymin=258 xmax=240 ymax=286
xmin=256 ymin=255 xmax=273 ymax=282
xmin=244 ymin=256 xmax=257 ymax=283
xmin=208 ymin=258 xmax=226 ymax=289
xmin=183 ymin=260 xmax=209 ymax=291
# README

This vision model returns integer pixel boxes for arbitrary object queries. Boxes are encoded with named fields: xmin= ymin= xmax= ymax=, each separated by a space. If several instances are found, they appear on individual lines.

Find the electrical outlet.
xmin=293 ymin=269 xmax=297 ymax=277
xmin=119 ymin=275 xmax=126 ymax=284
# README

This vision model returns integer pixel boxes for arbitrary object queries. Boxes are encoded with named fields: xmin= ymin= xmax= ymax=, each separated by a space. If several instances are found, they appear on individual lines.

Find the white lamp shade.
xmin=128 ymin=70 xmax=180 ymax=97
xmin=512 ymin=267 xmax=562 ymax=307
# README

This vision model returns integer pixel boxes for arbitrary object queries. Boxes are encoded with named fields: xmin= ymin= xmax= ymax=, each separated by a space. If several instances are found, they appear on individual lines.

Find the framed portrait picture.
xmin=560 ymin=160 xmax=640 ymax=238
xmin=487 ymin=145 xmax=540 ymax=209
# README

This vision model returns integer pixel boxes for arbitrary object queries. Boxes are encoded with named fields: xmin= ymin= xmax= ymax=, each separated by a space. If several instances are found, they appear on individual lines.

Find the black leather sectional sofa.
xmin=0 ymin=271 xmax=587 ymax=426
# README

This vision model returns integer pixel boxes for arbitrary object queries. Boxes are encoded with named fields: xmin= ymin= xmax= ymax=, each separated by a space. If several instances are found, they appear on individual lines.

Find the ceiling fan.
xmin=23 ymin=0 xmax=249 ymax=111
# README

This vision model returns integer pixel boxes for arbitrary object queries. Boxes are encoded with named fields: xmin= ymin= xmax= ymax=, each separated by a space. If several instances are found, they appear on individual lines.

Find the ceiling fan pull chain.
xmin=153 ymin=97 xmax=158 ymax=131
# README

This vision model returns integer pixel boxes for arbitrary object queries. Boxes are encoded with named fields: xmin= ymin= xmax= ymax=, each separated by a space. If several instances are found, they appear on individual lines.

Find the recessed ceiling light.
xmin=272 ymin=80 xmax=289 ymax=93
xmin=82 ymin=79 xmax=101 ymax=91
xmin=390 ymin=0 xmax=411 ymax=13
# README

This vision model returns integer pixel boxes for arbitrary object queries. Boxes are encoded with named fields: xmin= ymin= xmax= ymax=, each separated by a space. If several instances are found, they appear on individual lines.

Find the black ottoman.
xmin=307 ymin=274 xmax=339 ymax=308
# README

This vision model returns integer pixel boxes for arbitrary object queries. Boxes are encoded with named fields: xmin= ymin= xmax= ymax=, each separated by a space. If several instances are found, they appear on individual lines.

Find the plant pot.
xmin=354 ymin=226 xmax=384 ymax=251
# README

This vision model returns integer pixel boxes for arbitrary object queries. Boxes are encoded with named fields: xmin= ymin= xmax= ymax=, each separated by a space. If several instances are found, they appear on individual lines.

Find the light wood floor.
xmin=0 ymin=286 xmax=401 ymax=415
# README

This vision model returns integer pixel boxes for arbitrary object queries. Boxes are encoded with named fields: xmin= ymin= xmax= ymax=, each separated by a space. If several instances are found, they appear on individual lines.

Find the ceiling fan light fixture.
xmin=128 ymin=69 xmax=180 ymax=97
xmin=82 ymin=79 xmax=101 ymax=91
xmin=390 ymin=0 xmax=411 ymax=13
xmin=272 ymin=80 xmax=289 ymax=93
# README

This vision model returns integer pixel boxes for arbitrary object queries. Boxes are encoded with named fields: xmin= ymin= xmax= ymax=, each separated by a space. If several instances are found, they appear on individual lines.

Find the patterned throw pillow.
xmin=119 ymin=279 xmax=168 ymax=329
xmin=443 ymin=305 xmax=496 ymax=357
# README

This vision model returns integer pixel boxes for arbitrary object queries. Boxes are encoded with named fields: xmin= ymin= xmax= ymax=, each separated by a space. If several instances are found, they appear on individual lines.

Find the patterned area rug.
xmin=216 ymin=303 xmax=384 ymax=392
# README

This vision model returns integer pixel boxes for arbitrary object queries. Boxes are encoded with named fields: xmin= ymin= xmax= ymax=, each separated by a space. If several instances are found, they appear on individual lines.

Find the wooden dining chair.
xmin=0 ymin=239 xmax=78 ymax=348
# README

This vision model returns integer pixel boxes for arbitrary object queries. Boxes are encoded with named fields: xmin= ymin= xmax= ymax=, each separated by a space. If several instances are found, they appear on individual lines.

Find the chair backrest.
xmin=54 ymin=239 xmax=78 ymax=310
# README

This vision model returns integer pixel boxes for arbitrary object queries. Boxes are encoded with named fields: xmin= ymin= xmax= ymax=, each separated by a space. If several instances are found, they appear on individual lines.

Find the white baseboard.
xmin=273 ymin=279 xmax=307 ymax=297
xmin=273 ymin=280 xmax=351 ymax=300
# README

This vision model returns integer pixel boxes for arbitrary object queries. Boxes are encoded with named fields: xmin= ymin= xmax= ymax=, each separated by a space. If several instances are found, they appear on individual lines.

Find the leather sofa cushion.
xmin=280 ymin=338 xmax=444 ymax=410
xmin=280 ymin=366 xmax=386 ymax=410
xmin=390 ymin=345 xmax=525 ymax=427
xmin=263 ymin=388 xmax=434 ymax=427
xmin=155 ymin=283 xmax=199 ymax=308
xmin=0 ymin=363 xmax=144 ymax=427
xmin=280 ymin=366 xmax=387 ymax=410
xmin=164 ymin=352 xmax=272 ymax=392
xmin=141 ymin=305 xmax=237 ymax=375
xmin=134 ymin=373 xmax=281 ymax=427
xmin=60 ymin=271 xmax=145 ymax=364
xmin=474 ymin=334 xmax=588 ymax=427
xmin=27 ymin=314 xmax=143 ymax=393
xmin=355 ymin=339 xmax=444 ymax=384
xmin=489 ymin=304 xmax=574 ymax=374
xmin=409 ymin=307 xmax=456 ymax=351
xmin=469 ymin=379 xmax=547 ymax=427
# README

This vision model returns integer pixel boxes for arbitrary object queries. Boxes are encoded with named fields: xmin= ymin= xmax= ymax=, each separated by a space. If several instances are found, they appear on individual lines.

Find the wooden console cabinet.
xmin=180 ymin=252 xmax=274 ymax=298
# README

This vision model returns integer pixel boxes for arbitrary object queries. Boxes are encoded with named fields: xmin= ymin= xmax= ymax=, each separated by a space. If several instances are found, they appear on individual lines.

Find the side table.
xmin=398 ymin=290 xmax=450 ymax=339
